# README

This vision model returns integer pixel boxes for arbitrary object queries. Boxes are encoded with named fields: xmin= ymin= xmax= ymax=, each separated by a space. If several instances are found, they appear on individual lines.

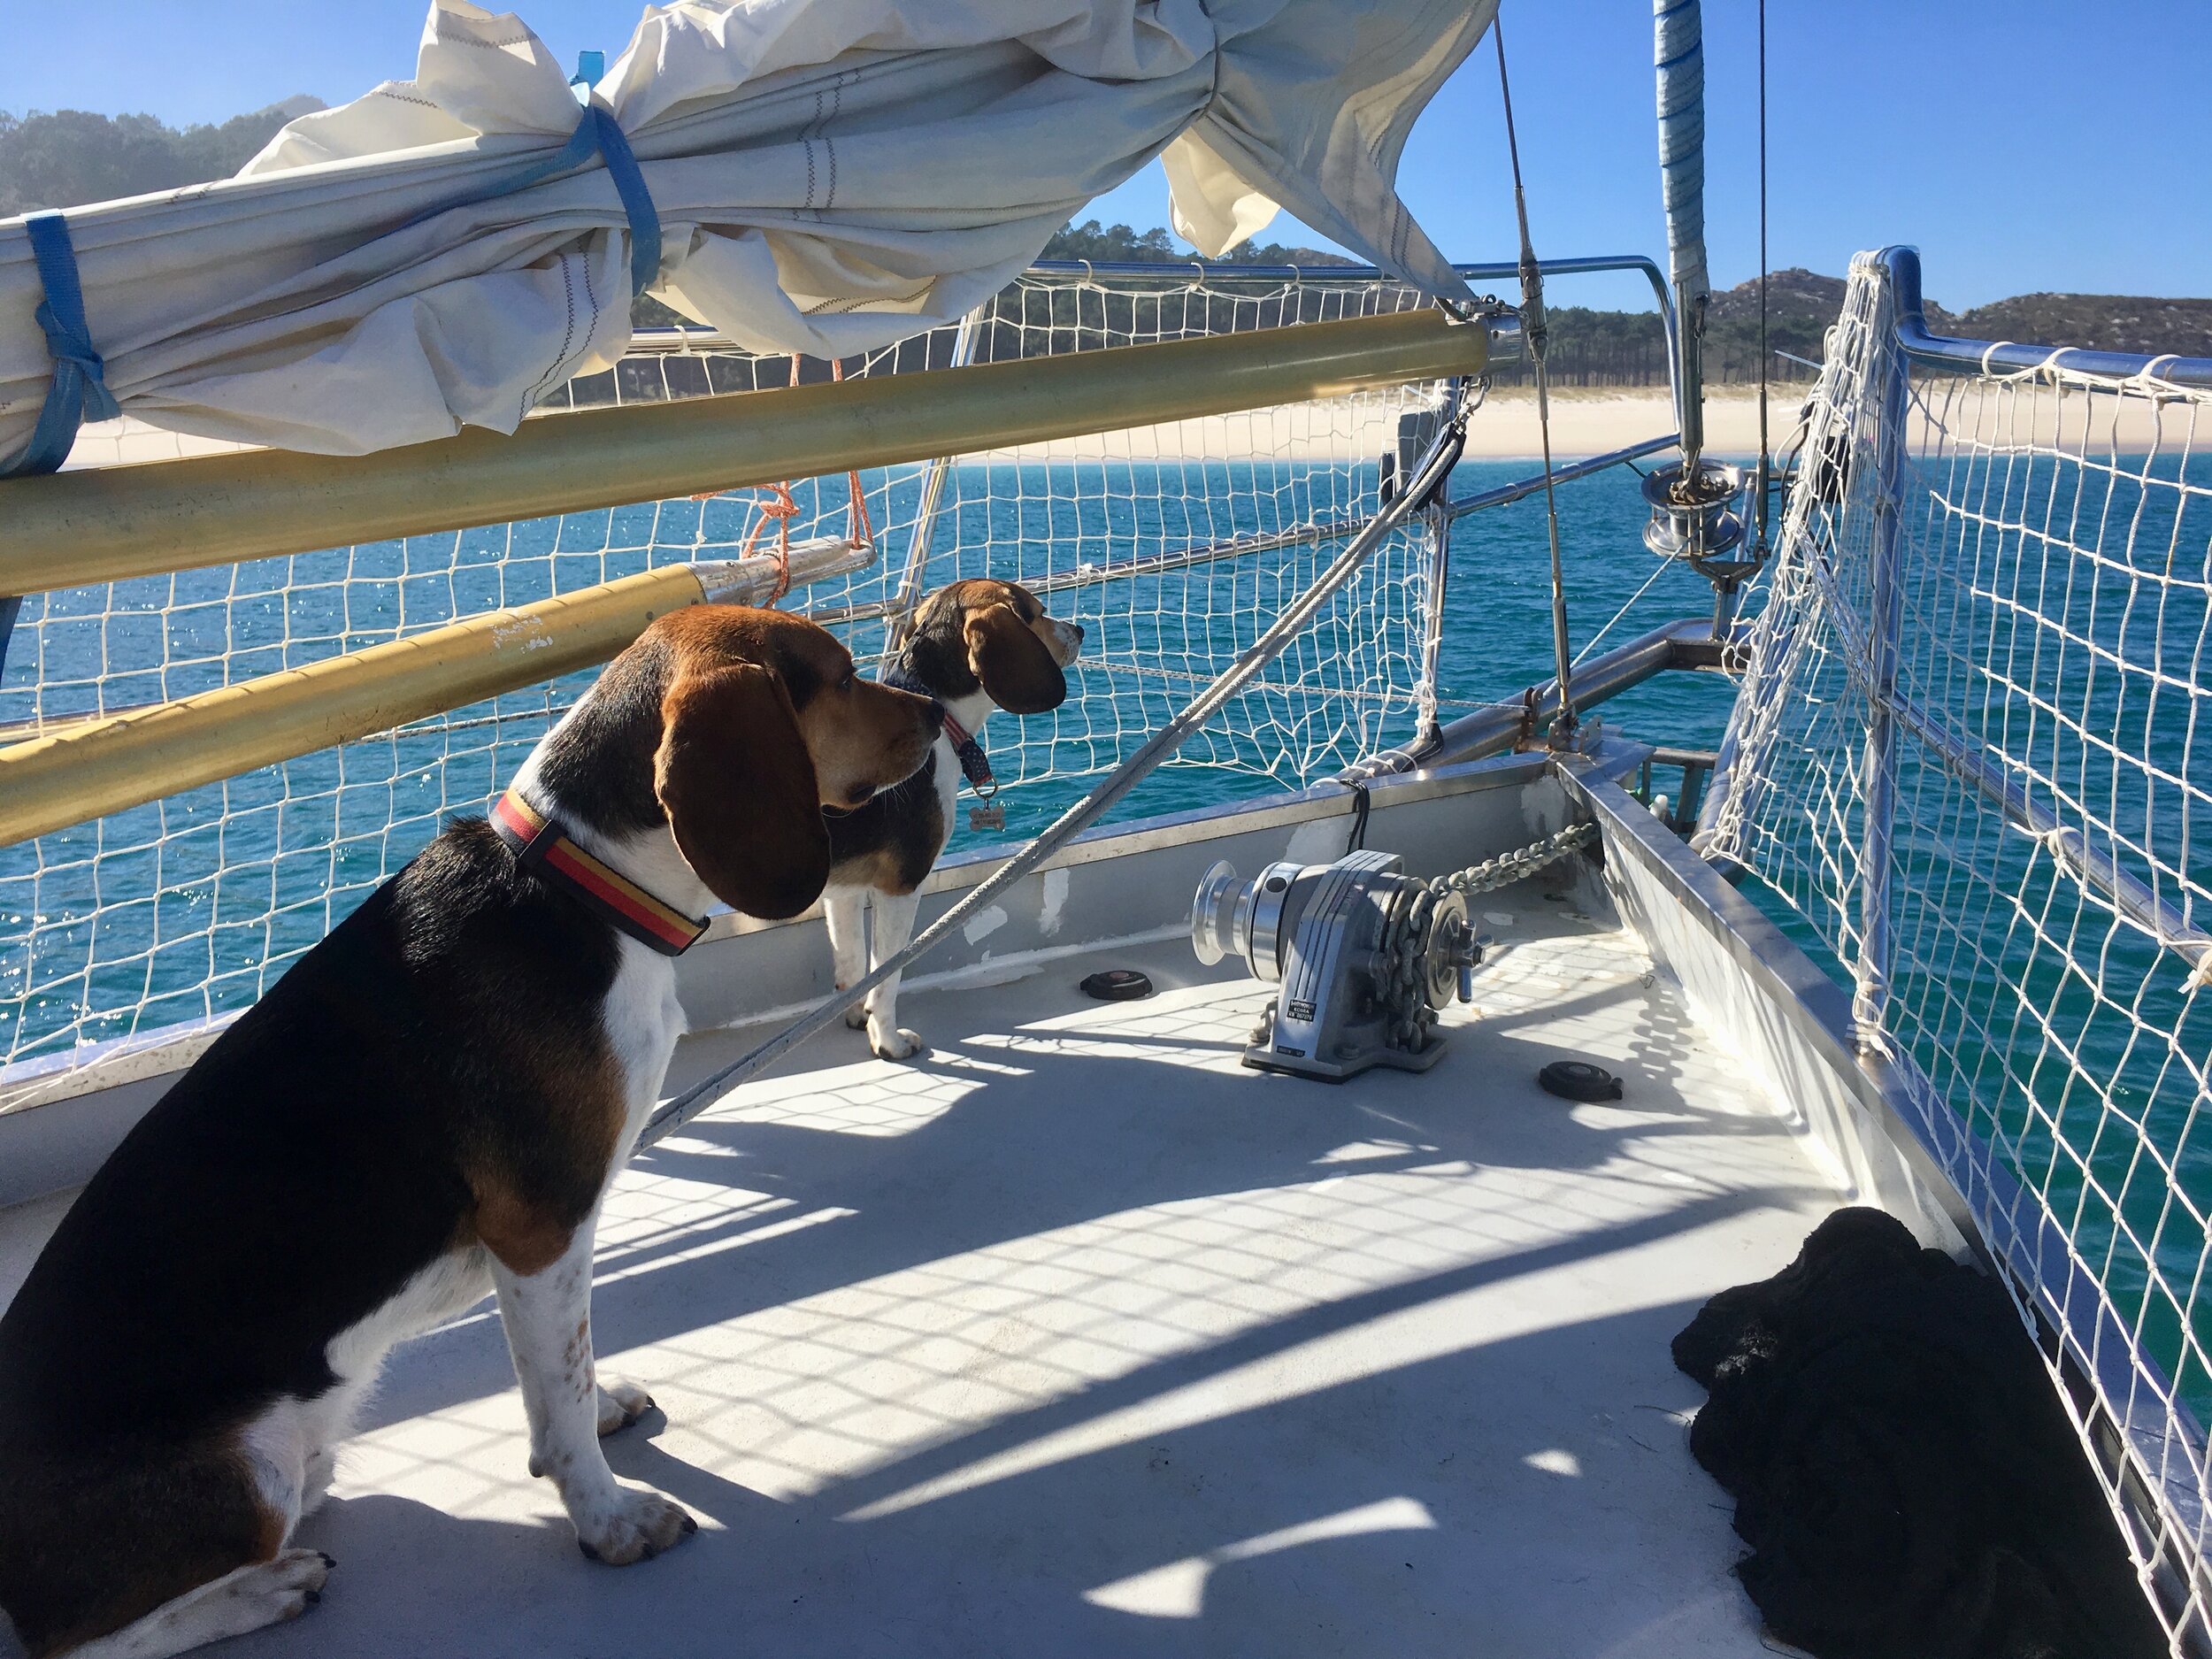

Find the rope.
xmin=739 ymin=482 xmax=803 ymax=602
xmin=636 ymin=377 xmax=1474 ymax=1150
xmin=397 ymin=96 xmax=660 ymax=298
xmin=1493 ymin=22 xmax=1575 ymax=745
xmin=729 ymin=358 xmax=879 ymax=605
xmin=0 ymin=211 xmax=119 ymax=683
xmin=1572 ymin=556 xmax=1675 ymax=668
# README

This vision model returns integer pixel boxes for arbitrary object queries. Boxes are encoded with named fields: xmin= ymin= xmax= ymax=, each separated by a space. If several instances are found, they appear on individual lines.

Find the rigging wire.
xmin=1493 ymin=17 xmax=1576 ymax=746
xmin=1753 ymin=0 xmax=1772 ymax=555
xmin=1573 ymin=552 xmax=1677 ymax=670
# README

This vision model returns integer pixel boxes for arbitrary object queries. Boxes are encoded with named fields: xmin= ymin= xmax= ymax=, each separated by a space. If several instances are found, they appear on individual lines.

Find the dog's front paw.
xmin=842 ymin=1002 xmax=871 ymax=1031
xmin=868 ymin=1022 xmax=926 ymax=1061
xmin=596 ymin=1379 xmax=657 ymax=1439
xmin=575 ymin=1486 xmax=697 ymax=1566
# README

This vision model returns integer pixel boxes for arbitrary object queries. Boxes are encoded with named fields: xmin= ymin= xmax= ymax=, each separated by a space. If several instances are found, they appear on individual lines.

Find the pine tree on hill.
xmin=0 ymin=101 xmax=325 ymax=217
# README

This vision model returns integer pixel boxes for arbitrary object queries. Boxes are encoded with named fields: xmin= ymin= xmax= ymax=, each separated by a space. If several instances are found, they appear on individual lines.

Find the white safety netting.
xmin=1702 ymin=250 xmax=2212 ymax=1647
xmin=0 ymin=265 xmax=1446 ymax=1105
xmin=0 ymin=0 xmax=1489 ymax=463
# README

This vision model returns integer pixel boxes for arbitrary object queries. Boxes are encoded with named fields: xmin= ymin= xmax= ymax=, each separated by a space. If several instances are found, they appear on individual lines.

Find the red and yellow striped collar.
xmin=490 ymin=788 xmax=709 ymax=957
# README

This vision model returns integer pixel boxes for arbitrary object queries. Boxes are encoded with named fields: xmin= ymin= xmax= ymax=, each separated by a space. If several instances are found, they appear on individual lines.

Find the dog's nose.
xmin=1071 ymin=623 xmax=1087 ymax=641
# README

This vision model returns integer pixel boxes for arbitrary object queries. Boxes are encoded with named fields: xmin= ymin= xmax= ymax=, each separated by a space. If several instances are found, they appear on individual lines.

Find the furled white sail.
xmin=0 ymin=0 xmax=1492 ymax=462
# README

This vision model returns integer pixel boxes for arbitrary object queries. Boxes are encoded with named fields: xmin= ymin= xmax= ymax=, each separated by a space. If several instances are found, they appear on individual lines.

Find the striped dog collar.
xmin=490 ymin=789 xmax=709 ymax=956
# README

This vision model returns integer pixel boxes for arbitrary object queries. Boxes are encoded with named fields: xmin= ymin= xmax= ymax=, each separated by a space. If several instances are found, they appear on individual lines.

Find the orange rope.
xmin=701 ymin=354 xmax=878 ymax=607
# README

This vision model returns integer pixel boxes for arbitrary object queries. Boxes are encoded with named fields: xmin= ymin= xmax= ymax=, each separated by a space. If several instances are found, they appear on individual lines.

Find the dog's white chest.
xmin=603 ymin=938 xmax=688 ymax=1131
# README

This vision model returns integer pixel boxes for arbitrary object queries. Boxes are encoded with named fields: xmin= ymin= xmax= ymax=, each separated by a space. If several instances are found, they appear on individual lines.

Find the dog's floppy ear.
xmin=964 ymin=603 xmax=1066 ymax=714
xmin=654 ymin=661 xmax=830 ymax=920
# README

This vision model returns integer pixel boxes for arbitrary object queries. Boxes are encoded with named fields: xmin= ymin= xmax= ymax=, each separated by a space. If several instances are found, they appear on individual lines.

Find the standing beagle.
xmin=0 ymin=608 xmax=938 ymax=1659
xmin=822 ymin=580 xmax=1083 ymax=1059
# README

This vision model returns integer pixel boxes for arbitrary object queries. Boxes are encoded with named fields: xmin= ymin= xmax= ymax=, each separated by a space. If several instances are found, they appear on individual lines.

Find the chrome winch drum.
xmin=1191 ymin=850 xmax=1483 ymax=1082
xmin=1640 ymin=458 xmax=1747 ymax=561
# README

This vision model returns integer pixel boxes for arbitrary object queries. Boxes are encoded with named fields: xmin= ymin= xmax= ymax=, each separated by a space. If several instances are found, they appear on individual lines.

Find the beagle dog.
xmin=822 ymin=580 xmax=1083 ymax=1059
xmin=0 ymin=608 xmax=938 ymax=1659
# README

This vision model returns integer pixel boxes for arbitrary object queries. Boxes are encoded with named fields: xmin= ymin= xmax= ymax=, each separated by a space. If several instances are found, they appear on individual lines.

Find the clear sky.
xmin=1 ymin=0 xmax=2204 ymax=311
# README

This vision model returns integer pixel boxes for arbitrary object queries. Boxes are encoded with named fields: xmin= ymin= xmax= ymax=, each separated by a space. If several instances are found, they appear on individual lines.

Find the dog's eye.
xmin=841 ymin=672 xmax=856 ymax=692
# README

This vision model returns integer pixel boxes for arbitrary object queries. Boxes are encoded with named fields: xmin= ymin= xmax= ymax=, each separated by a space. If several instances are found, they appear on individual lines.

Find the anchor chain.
xmin=1376 ymin=822 xmax=1600 ymax=1050
xmin=1425 ymin=821 xmax=1597 ymax=902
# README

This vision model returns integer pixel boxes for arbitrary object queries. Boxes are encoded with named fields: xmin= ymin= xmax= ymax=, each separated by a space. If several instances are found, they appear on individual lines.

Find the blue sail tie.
xmin=401 ymin=59 xmax=661 ymax=298
xmin=1 ymin=210 xmax=120 ymax=680
xmin=2 ymin=211 xmax=119 ymax=480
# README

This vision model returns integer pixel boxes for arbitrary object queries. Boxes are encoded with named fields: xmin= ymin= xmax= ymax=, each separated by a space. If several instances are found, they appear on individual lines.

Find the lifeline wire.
xmin=1492 ymin=19 xmax=1575 ymax=745
xmin=639 ymin=378 xmax=1473 ymax=1148
xmin=1753 ymin=0 xmax=1771 ymax=553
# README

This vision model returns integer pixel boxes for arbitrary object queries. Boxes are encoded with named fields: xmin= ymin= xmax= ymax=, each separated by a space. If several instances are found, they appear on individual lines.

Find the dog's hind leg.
xmin=297 ymin=1446 xmax=337 ymax=1518
xmin=822 ymin=885 xmax=872 ymax=1031
xmin=67 ymin=1553 xmax=331 ymax=1659
xmin=2 ymin=1417 xmax=314 ymax=1659
xmin=862 ymin=890 xmax=924 ymax=1061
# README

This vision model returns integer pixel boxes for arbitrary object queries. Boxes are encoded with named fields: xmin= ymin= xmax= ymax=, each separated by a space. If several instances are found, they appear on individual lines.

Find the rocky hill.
xmin=1941 ymin=292 xmax=2212 ymax=359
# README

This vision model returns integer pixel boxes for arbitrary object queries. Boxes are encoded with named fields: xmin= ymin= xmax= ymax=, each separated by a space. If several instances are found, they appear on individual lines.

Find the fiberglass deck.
xmin=0 ymin=881 xmax=1845 ymax=1658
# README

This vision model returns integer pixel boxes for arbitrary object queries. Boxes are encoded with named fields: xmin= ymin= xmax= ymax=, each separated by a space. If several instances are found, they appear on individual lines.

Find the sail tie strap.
xmin=2 ymin=211 xmax=119 ymax=480
xmin=402 ymin=66 xmax=661 ymax=299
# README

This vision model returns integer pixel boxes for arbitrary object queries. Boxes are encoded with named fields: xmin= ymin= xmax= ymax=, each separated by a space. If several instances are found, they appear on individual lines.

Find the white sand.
xmin=62 ymin=381 xmax=2194 ymax=475
xmin=1463 ymin=388 xmax=1781 ymax=460
xmin=998 ymin=388 xmax=1746 ymax=465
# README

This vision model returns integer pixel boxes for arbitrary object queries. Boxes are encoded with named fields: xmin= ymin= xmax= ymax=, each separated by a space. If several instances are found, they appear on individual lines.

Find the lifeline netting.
xmin=0 ymin=266 xmax=1447 ymax=1102
xmin=1701 ymin=250 xmax=2212 ymax=1647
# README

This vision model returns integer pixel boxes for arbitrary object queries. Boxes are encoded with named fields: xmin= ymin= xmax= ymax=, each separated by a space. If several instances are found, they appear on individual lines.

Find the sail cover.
xmin=0 ymin=0 xmax=1493 ymax=462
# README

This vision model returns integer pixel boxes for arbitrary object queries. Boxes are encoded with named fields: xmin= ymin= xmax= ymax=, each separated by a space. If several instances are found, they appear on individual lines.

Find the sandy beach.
xmin=63 ymin=389 xmax=1727 ymax=472
xmin=1462 ymin=387 xmax=1788 ymax=459
xmin=60 ymin=379 xmax=2190 ymax=475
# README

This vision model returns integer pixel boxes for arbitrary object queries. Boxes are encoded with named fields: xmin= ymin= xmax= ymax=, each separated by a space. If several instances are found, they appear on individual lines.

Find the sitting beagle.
xmin=823 ymin=580 xmax=1083 ymax=1059
xmin=0 ymin=608 xmax=938 ymax=1659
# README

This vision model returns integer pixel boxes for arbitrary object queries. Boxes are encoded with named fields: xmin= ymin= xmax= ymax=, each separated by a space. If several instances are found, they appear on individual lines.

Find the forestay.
xmin=0 ymin=0 xmax=1490 ymax=464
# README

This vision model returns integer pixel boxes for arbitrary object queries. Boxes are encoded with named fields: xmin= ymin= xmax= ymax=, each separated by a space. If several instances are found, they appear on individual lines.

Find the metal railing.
xmin=0 ymin=309 xmax=1499 ymax=601
xmin=1886 ymin=246 xmax=2212 ymax=389
xmin=0 ymin=307 xmax=1499 ymax=852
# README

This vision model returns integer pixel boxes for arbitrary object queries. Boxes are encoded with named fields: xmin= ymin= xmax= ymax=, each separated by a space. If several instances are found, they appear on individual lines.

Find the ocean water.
xmin=936 ymin=457 xmax=1741 ymax=848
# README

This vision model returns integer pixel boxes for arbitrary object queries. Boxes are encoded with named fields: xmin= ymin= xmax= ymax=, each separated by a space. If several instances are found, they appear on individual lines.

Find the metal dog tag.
xmin=969 ymin=802 xmax=1006 ymax=833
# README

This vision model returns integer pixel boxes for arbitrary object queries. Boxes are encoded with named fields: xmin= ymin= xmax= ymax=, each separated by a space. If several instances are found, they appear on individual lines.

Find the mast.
xmin=1654 ymin=0 xmax=1709 ymax=474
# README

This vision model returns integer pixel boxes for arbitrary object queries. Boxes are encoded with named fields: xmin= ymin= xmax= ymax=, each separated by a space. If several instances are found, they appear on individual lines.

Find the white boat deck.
xmin=0 ymin=879 xmax=1843 ymax=1657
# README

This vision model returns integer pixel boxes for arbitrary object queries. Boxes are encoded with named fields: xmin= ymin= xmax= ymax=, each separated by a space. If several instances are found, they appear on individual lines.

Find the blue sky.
xmin=2 ymin=0 xmax=2204 ymax=311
